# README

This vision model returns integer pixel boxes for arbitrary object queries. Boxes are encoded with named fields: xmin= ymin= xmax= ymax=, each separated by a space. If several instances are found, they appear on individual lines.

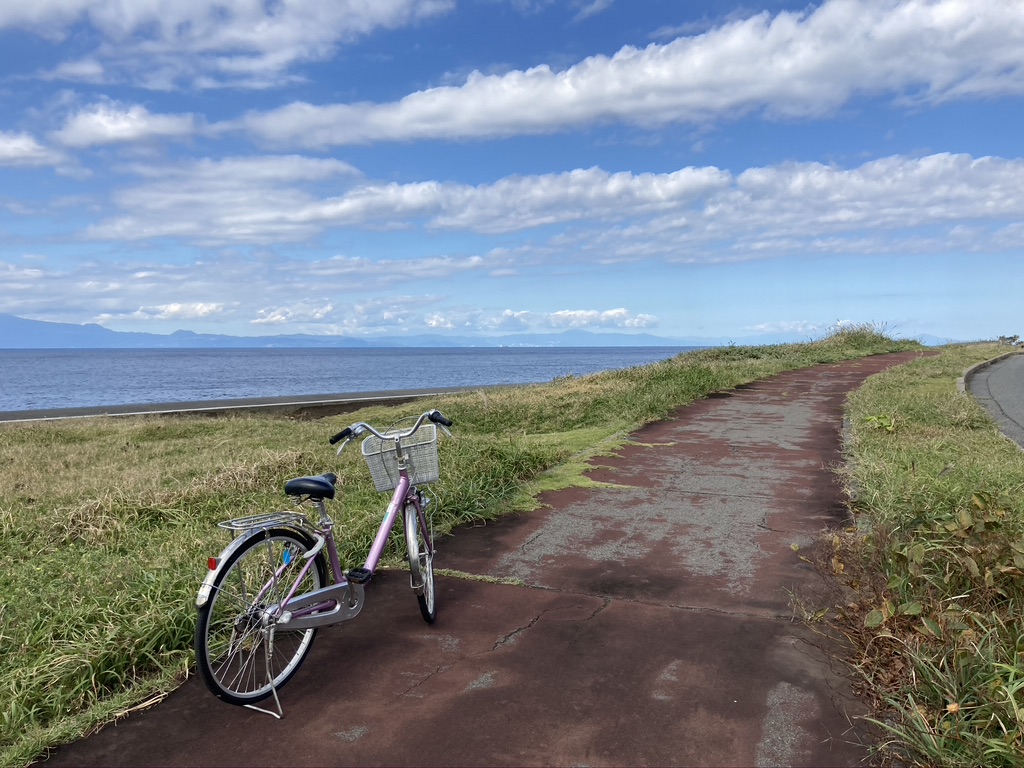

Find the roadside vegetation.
xmin=0 ymin=325 xmax=922 ymax=766
xmin=839 ymin=343 xmax=1024 ymax=767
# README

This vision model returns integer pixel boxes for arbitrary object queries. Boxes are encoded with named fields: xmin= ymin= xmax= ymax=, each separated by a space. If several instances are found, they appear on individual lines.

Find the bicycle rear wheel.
xmin=195 ymin=527 xmax=327 ymax=705
xmin=404 ymin=501 xmax=436 ymax=624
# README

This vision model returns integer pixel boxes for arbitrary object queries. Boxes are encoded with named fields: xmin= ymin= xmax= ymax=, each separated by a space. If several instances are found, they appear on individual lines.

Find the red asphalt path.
xmin=41 ymin=352 xmax=923 ymax=767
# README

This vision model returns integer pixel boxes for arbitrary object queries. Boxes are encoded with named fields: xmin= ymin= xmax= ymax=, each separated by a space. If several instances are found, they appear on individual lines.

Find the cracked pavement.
xmin=43 ymin=352 xmax=923 ymax=767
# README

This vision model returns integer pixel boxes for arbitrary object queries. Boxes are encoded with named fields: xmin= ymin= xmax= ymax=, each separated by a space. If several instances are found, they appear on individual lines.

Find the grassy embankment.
xmin=0 ymin=326 xmax=926 ymax=766
xmin=837 ymin=343 xmax=1024 ymax=767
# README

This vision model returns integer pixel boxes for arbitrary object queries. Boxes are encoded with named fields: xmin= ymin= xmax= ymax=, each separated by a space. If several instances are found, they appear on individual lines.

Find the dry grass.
xmin=1 ymin=325 xmax=920 ymax=767
xmin=836 ymin=344 xmax=1024 ymax=767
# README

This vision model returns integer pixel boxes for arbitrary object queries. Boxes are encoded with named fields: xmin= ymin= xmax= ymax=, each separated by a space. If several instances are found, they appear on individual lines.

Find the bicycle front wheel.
xmin=195 ymin=527 xmax=327 ymax=705
xmin=404 ymin=501 xmax=436 ymax=624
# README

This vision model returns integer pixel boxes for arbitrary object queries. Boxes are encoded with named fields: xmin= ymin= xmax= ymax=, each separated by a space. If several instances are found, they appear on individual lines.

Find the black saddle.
xmin=284 ymin=473 xmax=338 ymax=500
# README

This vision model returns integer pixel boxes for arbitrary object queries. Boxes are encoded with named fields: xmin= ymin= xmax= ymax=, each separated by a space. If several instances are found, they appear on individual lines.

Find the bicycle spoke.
xmin=196 ymin=530 xmax=325 ymax=704
xmin=405 ymin=502 xmax=436 ymax=624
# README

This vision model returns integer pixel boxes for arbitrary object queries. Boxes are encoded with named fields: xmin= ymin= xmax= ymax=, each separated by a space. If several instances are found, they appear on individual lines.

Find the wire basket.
xmin=361 ymin=424 xmax=439 ymax=492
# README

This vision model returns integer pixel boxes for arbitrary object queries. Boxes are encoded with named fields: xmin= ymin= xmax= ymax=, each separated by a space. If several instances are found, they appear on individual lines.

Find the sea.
xmin=0 ymin=347 xmax=698 ymax=413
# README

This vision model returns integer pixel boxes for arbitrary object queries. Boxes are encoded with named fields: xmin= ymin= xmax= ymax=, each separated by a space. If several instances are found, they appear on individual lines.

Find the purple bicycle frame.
xmin=363 ymin=472 xmax=412 ymax=573
xmin=272 ymin=467 xmax=431 ymax=623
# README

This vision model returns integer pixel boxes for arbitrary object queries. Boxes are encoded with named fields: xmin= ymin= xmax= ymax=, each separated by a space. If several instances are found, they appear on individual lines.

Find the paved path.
xmin=42 ymin=352 xmax=922 ymax=768
xmin=967 ymin=352 xmax=1024 ymax=449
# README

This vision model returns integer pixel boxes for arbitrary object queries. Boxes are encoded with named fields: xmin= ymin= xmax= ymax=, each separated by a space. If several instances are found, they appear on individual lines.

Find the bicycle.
xmin=194 ymin=408 xmax=453 ymax=717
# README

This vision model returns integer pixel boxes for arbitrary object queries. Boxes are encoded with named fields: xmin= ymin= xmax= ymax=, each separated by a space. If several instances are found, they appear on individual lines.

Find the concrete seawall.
xmin=0 ymin=386 xmax=484 ymax=424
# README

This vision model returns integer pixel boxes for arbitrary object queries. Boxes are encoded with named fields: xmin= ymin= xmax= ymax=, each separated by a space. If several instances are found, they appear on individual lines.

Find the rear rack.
xmin=217 ymin=511 xmax=310 ymax=535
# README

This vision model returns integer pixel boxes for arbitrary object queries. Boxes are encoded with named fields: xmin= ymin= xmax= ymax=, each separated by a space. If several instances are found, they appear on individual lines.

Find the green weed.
xmin=0 ymin=327 xmax=919 ymax=766
xmin=839 ymin=344 xmax=1024 ymax=767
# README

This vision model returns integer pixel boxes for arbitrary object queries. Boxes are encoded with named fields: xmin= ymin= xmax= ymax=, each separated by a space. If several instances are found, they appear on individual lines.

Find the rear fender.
xmin=195 ymin=524 xmax=315 ymax=608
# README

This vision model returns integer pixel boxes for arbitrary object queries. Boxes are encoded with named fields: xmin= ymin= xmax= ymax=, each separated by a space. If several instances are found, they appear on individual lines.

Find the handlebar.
xmin=429 ymin=410 xmax=453 ymax=428
xmin=328 ymin=426 xmax=353 ymax=446
xmin=329 ymin=409 xmax=453 ymax=448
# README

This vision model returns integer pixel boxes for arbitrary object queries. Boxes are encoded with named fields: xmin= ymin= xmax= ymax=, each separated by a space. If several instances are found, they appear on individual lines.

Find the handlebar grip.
xmin=329 ymin=427 xmax=353 ymax=445
xmin=428 ymin=410 xmax=453 ymax=427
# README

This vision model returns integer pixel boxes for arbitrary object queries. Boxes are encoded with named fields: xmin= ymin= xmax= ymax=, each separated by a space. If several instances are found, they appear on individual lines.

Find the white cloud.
xmin=252 ymin=301 xmax=335 ymax=325
xmin=992 ymin=222 xmax=1024 ymax=249
xmin=95 ymin=302 xmax=227 ymax=323
xmin=425 ymin=313 xmax=455 ymax=330
xmin=723 ymin=153 xmax=1024 ymax=236
xmin=0 ymin=247 xmax=661 ymax=337
xmin=86 ymin=154 xmax=361 ymax=243
xmin=484 ymin=309 xmax=533 ymax=331
xmin=743 ymin=320 xmax=829 ymax=335
xmin=51 ymin=101 xmax=197 ymax=147
xmin=3 ymin=0 xmax=455 ymax=89
xmin=480 ymin=307 xmax=657 ymax=331
xmin=573 ymin=0 xmax=615 ymax=23
xmin=559 ymin=152 xmax=1024 ymax=266
xmin=83 ymin=152 xmax=1024 ymax=264
xmin=239 ymin=0 xmax=1024 ymax=147
xmin=0 ymin=131 xmax=65 ymax=167
xmin=0 ymin=246 xmax=496 ymax=326
xmin=546 ymin=308 xmax=657 ymax=329
xmin=156 ymin=302 xmax=223 ymax=319
xmin=508 ymin=0 xmax=556 ymax=15
xmin=0 ymin=261 xmax=47 ymax=284
xmin=42 ymin=57 xmax=105 ymax=83
xmin=12 ymin=147 xmax=1019 ymax=333
xmin=85 ymin=161 xmax=729 ymax=243
xmin=330 ymin=296 xmax=429 ymax=333
xmin=431 ymin=166 xmax=730 ymax=233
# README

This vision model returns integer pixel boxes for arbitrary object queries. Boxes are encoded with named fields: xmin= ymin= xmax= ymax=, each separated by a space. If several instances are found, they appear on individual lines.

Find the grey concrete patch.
xmin=334 ymin=726 xmax=370 ymax=743
xmin=756 ymin=682 xmax=818 ymax=767
xmin=675 ymin=400 xmax=822 ymax=453
xmin=466 ymin=671 xmax=496 ymax=691
xmin=493 ymin=486 xmax=672 ymax=583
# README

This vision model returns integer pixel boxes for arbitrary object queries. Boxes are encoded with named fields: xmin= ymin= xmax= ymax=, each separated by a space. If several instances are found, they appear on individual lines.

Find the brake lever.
xmin=334 ymin=425 xmax=367 ymax=455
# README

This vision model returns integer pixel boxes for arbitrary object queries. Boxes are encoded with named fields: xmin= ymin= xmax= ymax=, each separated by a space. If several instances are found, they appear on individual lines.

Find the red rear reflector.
xmin=208 ymin=557 xmax=218 ymax=570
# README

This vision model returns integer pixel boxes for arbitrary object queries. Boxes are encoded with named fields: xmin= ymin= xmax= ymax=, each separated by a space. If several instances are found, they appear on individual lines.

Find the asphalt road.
xmin=967 ymin=352 xmax=1024 ymax=448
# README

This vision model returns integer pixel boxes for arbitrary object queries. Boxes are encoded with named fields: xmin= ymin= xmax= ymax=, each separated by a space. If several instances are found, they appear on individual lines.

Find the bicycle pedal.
xmin=346 ymin=567 xmax=372 ymax=584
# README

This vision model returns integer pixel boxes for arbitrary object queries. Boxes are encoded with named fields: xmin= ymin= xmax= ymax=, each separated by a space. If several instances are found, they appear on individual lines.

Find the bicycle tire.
xmin=195 ymin=527 xmax=327 ymax=705
xmin=404 ymin=501 xmax=436 ymax=624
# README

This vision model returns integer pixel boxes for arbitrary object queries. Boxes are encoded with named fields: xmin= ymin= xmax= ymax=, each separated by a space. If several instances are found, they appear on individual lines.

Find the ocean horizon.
xmin=0 ymin=346 xmax=698 ymax=413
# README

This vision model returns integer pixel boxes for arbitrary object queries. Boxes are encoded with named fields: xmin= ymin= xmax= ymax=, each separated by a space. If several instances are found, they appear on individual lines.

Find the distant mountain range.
xmin=0 ymin=313 xmax=697 ymax=349
xmin=0 ymin=313 xmax=952 ymax=349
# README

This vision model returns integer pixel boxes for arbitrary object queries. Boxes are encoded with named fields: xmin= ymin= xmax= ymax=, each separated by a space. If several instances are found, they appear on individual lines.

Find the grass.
xmin=836 ymin=343 xmax=1024 ymax=767
xmin=0 ymin=324 xmax=920 ymax=766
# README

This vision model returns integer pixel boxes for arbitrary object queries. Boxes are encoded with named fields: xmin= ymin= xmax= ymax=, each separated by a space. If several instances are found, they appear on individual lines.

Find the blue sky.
xmin=1 ymin=0 xmax=1021 ymax=343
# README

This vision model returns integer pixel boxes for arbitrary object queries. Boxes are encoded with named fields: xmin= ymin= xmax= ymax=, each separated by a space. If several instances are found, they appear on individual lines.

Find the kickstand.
xmin=244 ymin=626 xmax=284 ymax=719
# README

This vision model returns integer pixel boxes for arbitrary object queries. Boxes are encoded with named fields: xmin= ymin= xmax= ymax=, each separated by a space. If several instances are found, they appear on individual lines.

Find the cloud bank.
xmin=83 ymin=152 xmax=1024 ymax=258
xmin=238 ymin=0 xmax=1024 ymax=146
xmin=2 ymin=0 xmax=454 ymax=89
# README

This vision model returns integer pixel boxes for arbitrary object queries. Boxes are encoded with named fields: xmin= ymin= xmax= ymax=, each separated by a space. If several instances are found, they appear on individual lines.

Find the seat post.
xmin=313 ymin=498 xmax=333 ymax=528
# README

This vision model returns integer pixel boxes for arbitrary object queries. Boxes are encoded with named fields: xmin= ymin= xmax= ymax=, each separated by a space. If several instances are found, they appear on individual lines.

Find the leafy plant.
xmin=839 ymin=343 xmax=1024 ymax=767
xmin=865 ymin=413 xmax=900 ymax=433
